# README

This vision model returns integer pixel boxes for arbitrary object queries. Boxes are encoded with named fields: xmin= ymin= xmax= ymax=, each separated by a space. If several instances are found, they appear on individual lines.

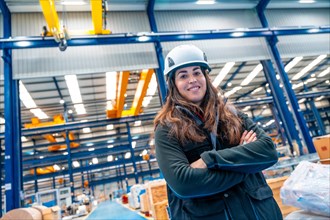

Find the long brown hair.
xmin=154 ymin=69 xmax=242 ymax=145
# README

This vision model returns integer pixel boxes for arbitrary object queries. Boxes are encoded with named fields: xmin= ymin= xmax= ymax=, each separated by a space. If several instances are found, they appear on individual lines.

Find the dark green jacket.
xmin=155 ymin=111 xmax=282 ymax=220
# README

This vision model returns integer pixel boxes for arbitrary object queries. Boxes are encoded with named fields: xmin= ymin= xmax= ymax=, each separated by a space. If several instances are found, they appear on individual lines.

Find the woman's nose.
xmin=189 ymin=75 xmax=197 ymax=83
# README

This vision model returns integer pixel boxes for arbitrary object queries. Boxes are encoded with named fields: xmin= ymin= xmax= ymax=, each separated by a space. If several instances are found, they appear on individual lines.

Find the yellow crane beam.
xmin=116 ymin=71 xmax=130 ymax=117
xmin=39 ymin=0 xmax=60 ymax=36
xmin=122 ymin=69 xmax=154 ymax=116
xmin=90 ymin=0 xmax=111 ymax=35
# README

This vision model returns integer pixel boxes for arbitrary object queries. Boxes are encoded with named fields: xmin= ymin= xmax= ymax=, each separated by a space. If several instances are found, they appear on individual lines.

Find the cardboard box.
xmin=152 ymin=200 xmax=169 ymax=220
xmin=313 ymin=135 xmax=330 ymax=164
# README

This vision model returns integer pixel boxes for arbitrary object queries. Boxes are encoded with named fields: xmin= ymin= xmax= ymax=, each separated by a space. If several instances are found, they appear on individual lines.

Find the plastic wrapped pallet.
xmin=266 ymin=176 xmax=299 ymax=216
xmin=280 ymin=161 xmax=330 ymax=216
xmin=1 ymin=208 xmax=42 ymax=220
xmin=129 ymin=184 xmax=144 ymax=209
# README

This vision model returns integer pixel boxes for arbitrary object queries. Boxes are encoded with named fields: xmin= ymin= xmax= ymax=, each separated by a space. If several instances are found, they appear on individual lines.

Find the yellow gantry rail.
xmin=106 ymin=69 xmax=154 ymax=118
xmin=122 ymin=69 xmax=154 ymax=116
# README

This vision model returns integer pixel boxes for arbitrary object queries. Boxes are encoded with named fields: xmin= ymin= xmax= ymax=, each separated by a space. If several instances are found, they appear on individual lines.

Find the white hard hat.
xmin=164 ymin=44 xmax=211 ymax=78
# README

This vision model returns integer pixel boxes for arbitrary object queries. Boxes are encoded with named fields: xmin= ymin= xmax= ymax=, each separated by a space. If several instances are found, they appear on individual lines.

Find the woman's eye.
xmin=180 ymin=74 xmax=187 ymax=79
xmin=194 ymin=71 xmax=201 ymax=76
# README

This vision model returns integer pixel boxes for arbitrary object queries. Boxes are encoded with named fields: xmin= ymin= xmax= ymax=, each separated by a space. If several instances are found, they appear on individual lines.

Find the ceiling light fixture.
xmin=224 ymin=86 xmax=242 ymax=97
xmin=106 ymin=71 xmax=118 ymax=110
xmin=318 ymin=67 xmax=330 ymax=77
xmin=65 ymin=75 xmax=86 ymax=114
xmin=292 ymin=55 xmax=327 ymax=80
xmin=61 ymin=1 xmax=87 ymax=6
xmin=212 ymin=62 xmax=235 ymax=88
xmin=285 ymin=56 xmax=303 ymax=73
xmin=196 ymin=0 xmax=216 ymax=5
xmin=299 ymin=0 xmax=315 ymax=3
xmin=241 ymin=64 xmax=263 ymax=86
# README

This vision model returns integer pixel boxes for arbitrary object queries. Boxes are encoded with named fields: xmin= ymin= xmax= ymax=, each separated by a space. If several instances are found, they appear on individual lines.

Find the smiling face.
xmin=174 ymin=66 xmax=207 ymax=106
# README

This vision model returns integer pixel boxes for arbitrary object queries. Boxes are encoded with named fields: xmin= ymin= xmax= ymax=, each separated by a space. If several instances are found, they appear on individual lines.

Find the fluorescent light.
xmin=21 ymin=136 xmax=27 ymax=142
xmin=315 ymin=96 xmax=325 ymax=101
xmin=143 ymin=74 xmax=158 ymax=108
xmin=134 ymin=120 xmax=141 ymax=126
xmin=107 ymin=124 xmax=114 ymax=130
xmin=92 ymin=158 xmax=98 ymax=164
xmin=241 ymin=64 xmax=263 ymax=86
xmin=65 ymin=75 xmax=86 ymax=114
xmin=106 ymin=72 xmax=117 ymax=110
xmin=292 ymin=55 xmax=327 ymax=80
xmin=142 ymin=149 xmax=148 ymax=156
xmin=61 ymin=1 xmax=87 ymax=6
xmin=30 ymin=108 xmax=49 ymax=119
xmin=63 ymin=152 xmax=68 ymax=155
xmin=196 ymin=0 xmax=215 ymax=4
xmin=72 ymin=161 xmax=80 ymax=168
xmin=299 ymin=0 xmax=315 ymax=3
xmin=107 ymin=155 xmax=113 ymax=162
xmin=124 ymin=152 xmax=131 ymax=159
xmin=251 ymin=87 xmax=262 ymax=95
xmin=83 ymin=127 xmax=91 ymax=133
xmin=285 ymin=57 xmax=303 ymax=73
xmin=224 ymin=86 xmax=242 ymax=97
xmin=138 ymin=36 xmax=150 ymax=42
xmin=318 ymin=67 xmax=330 ymax=77
xmin=132 ymin=141 xmax=136 ymax=148
xmin=242 ymin=106 xmax=251 ymax=111
xmin=292 ymin=82 xmax=304 ymax=89
xmin=107 ymin=145 xmax=114 ymax=148
xmin=53 ymin=164 xmax=61 ymax=171
xmin=16 ymin=41 xmax=32 ymax=47
xmin=298 ymin=98 xmax=306 ymax=104
xmin=231 ymin=32 xmax=244 ymax=37
xmin=212 ymin=62 xmax=235 ymax=88
xmin=305 ymin=78 xmax=316 ymax=84
xmin=265 ymin=119 xmax=275 ymax=126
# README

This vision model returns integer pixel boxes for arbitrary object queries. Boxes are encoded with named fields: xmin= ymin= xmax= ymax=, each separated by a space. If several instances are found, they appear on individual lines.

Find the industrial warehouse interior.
xmin=0 ymin=0 xmax=329 ymax=219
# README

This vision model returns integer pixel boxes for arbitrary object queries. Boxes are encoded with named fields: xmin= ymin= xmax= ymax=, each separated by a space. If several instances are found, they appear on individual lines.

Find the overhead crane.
xmin=107 ymin=69 xmax=155 ymax=118
xmin=39 ymin=0 xmax=111 ymax=51
xmin=24 ymin=114 xmax=79 ymax=152
xmin=24 ymin=114 xmax=79 ymax=175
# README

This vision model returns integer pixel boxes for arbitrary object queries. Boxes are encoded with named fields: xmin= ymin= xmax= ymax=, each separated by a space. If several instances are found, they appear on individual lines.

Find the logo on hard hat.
xmin=203 ymin=53 xmax=208 ymax=62
xmin=168 ymin=57 xmax=175 ymax=68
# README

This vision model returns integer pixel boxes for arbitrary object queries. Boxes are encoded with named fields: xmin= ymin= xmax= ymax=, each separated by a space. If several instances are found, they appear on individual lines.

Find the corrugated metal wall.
xmin=11 ymin=12 xmax=157 ymax=79
xmin=266 ymin=8 xmax=330 ymax=58
xmin=156 ymin=9 xmax=271 ymax=64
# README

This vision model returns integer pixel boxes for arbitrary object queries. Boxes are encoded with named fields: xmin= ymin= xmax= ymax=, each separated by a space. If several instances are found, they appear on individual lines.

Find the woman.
xmin=154 ymin=45 xmax=282 ymax=220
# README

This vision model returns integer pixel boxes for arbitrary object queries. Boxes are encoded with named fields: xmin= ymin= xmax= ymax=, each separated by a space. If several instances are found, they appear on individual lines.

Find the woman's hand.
xmin=190 ymin=158 xmax=207 ymax=169
xmin=240 ymin=130 xmax=257 ymax=145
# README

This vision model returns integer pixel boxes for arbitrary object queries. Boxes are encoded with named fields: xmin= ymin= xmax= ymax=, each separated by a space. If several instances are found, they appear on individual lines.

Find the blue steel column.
xmin=1 ymin=1 xmax=23 ymax=211
xmin=65 ymin=130 xmax=74 ymax=201
xmin=125 ymin=122 xmax=138 ymax=183
xmin=147 ymin=0 xmax=167 ymax=104
xmin=261 ymin=60 xmax=302 ymax=151
xmin=308 ymin=99 xmax=326 ymax=136
xmin=257 ymin=1 xmax=315 ymax=153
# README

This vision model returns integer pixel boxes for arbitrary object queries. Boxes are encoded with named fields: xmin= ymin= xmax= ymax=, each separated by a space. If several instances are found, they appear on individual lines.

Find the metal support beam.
xmin=65 ymin=129 xmax=74 ymax=201
xmin=1 ymin=26 xmax=329 ymax=50
xmin=90 ymin=0 xmax=111 ymax=35
xmin=257 ymin=5 xmax=315 ymax=154
xmin=116 ymin=71 xmax=130 ymax=117
xmin=261 ymin=60 xmax=301 ymax=151
xmin=125 ymin=123 xmax=139 ymax=184
xmin=147 ymin=0 xmax=167 ymax=104
xmin=308 ymin=99 xmax=326 ymax=136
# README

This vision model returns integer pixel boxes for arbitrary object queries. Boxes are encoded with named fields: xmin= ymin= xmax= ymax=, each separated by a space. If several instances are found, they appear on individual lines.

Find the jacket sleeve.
xmin=200 ymin=112 xmax=278 ymax=174
xmin=155 ymin=125 xmax=246 ymax=199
